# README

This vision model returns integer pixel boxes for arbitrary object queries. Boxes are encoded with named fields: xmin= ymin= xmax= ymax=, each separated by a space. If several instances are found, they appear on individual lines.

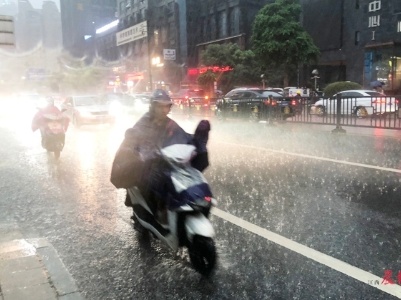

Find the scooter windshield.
xmin=168 ymin=165 xmax=213 ymax=209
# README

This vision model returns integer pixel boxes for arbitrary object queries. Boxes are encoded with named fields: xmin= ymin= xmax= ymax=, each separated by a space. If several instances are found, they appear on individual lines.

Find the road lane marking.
xmin=212 ymin=207 xmax=401 ymax=298
xmin=219 ymin=141 xmax=401 ymax=174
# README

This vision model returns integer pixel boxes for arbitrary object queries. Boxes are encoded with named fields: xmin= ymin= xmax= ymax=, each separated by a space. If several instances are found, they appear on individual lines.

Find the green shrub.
xmin=323 ymin=81 xmax=362 ymax=98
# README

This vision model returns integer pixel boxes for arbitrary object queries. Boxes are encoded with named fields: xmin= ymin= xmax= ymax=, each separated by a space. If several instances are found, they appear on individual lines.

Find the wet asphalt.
xmin=1 ymin=98 xmax=401 ymax=299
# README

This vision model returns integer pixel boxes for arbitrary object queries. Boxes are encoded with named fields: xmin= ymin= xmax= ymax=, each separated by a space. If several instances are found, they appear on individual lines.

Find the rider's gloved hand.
xmin=194 ymin=120 xmax=211 ymax=153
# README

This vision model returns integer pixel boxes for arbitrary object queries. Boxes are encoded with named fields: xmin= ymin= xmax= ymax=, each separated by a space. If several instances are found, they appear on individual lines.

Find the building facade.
xmin=108 ymin=0 xmax=401 ymax=93
xmin=42 ymin=1 xmax=62 ymax=48
xmin=60 ymin=0 xmax=116 ymax=58
xmin=190 ymin=0 xmax=271 ymax=66
xmin=114 ymin=0 xmax=271 ymax=91
xmin=0 ymin=0 xmax=62 ymax=90
xmin=301 ymin=0 xmax=401 ymax=93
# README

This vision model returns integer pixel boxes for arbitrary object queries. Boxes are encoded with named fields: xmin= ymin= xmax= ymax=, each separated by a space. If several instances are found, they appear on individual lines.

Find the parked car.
xmin=224 ymin=89 xmax=282 ymax=100
xmin=266 ymin=87 xmax=284 ymax=95
xmin=224 ymin=87 xmax=263 ymax=98
xmin=221 ymin=89 xmax=299 ymax=120
xmin=310 ymin=90 xmax=399 ymax=118
xmin=61 ymin=95 xmax=116 ymax=127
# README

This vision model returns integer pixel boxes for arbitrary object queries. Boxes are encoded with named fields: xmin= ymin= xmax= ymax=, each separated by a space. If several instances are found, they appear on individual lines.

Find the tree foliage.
xmin=200 ymin=43 xmax=263 ymax=93
xmin=56 ymin=54 xmax=112 ymax=93
xmin=197 ymin=70 xmax=216 ymax=96
xmin=251 ymin=0 xmax=320 ymax=86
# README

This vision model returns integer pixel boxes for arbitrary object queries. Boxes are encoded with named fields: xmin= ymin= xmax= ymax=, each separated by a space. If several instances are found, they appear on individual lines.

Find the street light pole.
xmin=311 ymin=69 xmax=320 ymax=91
xmin=147 ymin=22 xmax=153 ymax=91
xmin=261 ymin=74 xmax=265 ymax=89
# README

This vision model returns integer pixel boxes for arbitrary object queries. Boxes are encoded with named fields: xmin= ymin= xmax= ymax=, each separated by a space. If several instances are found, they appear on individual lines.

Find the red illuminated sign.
xmin=187 ymin=66 xmax=233 ymax=77
xmin=199 ymin=66 xmax=233 ymax=73
xmin=126 ymin=72 xmax=144 ymax=81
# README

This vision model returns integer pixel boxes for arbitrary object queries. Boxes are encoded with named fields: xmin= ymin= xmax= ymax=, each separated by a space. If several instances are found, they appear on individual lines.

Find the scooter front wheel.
xmin=188 ymin=236 xmax=216 ymax=276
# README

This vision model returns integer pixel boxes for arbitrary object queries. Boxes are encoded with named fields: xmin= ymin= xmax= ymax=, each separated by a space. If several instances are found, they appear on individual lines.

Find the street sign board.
xmin=116 ymin=21 xmax=147 ymax=46
xmin=0 ymin=15 xmax=14 ymax=46
xmin=163 ymin=49 xmax=176 ymax=60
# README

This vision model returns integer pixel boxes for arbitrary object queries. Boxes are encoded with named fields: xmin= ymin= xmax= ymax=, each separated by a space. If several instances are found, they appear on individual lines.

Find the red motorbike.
xmin=40 ymin=113 xmax=67 ymax=159
xmin=32 ymin=104 xmax=69 ymax=159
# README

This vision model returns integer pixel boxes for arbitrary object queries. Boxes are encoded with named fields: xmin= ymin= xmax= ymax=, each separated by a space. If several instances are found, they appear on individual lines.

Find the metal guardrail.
xmin=170 ymin=95 xmax=401 ymax=130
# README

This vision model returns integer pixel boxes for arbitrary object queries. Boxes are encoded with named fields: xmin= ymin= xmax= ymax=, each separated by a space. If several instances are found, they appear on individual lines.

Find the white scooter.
xmin=127 ymin=144 xmax=217 ymax=276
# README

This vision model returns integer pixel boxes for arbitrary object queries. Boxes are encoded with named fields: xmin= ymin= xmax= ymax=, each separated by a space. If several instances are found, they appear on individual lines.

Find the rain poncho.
xmin=31 ymin=105 xmax=70 ymax=132
xmin=110 ymin=112 xmax=209 ymax=190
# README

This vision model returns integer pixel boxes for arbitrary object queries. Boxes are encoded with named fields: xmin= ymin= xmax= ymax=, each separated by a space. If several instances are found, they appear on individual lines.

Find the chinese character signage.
xmin=116 ymin=21 xmax=147 ymax=46
xmin=163 ymin=49 xmax=176 ymax=61
xmin=368 ymin=1 xmax=381 ymax=28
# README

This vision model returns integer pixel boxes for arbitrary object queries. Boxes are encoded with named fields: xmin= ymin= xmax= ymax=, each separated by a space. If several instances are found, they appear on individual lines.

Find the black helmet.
xmin=150 ymin=89 xmax=172 ymax=105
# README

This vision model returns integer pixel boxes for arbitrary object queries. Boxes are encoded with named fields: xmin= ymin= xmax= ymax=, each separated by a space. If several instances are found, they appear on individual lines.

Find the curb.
xmin=0 ymin=223 xmax=84 ymax=300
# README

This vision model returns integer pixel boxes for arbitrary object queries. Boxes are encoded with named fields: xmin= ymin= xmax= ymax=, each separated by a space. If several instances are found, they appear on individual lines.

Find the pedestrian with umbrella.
xmin=370 ymin=80 xmax=385 ymax=93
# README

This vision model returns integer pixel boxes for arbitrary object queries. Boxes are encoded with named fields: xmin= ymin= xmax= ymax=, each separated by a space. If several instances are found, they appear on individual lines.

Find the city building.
xmin=60 ymin=0 xmax=116 ymax=59
xmin=0 ymin=0 xmax=61 ymax=51
xmin=301 ymin=0 xmax=401 ymax=93
xmin=110 ymin=0 xmax=401 ymax=93
xmin=0 ymin=0 xmax=62 ymax=90
xmin=115 ymin=0 xmax=179 ymax=92
xmin=114 ymin=0 xmax=271 ymax=91
xmin=42 ymin=1 xmax=61 ymax=48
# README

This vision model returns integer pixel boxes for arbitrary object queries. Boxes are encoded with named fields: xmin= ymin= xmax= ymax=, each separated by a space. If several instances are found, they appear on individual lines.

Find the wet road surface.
xmin=1 ymin=97 xmax=401 ymax=299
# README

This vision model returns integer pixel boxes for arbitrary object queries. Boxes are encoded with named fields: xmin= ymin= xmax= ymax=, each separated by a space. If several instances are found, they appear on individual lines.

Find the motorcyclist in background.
xmin=31 ymin=97 xmax=70 ymax=147
xmin=110 ymin=89 xmax=211 ymax=226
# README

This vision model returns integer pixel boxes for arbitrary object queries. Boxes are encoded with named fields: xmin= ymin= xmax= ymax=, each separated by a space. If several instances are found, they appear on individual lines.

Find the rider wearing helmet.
xmin=31 ymin=96 xmax=70 ymax=144
xmin=148 ymin=89 xmax=174 ymax=125
xmin=110 ymin=89 xmax=210 ymax=224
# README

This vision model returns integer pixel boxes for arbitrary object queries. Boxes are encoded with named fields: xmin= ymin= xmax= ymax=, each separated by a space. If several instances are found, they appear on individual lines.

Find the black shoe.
xmin=131 ymin=214 xmax=146 ymax=233
xmin=125 ymin=194 xmax=133 ymax=207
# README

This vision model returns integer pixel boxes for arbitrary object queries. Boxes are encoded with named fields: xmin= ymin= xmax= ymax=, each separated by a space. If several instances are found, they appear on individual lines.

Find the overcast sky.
xmin=30 ymin=0 xmax=60 ymax=11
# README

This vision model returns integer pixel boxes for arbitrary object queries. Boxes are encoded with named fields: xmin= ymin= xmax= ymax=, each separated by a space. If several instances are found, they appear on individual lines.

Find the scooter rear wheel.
xmin=188 ymin=236 xmax=216 ymax=276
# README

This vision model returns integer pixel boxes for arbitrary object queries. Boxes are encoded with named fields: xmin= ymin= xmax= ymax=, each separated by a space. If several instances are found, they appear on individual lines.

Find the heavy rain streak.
xmin=1 ymin=1 xmax=401 ymax=300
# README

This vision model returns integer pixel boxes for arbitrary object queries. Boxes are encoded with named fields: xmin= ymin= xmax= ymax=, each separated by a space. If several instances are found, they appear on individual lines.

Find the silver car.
xmin=310 ymin=90 xmax=399 ymax=118
xmin=61 ymin=95 xmax=116 ymax=127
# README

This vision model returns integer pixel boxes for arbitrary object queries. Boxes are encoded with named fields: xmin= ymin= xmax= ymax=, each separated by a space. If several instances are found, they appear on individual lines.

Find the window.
xmin=355 ymin=31 xmax=360 ymax=45
xmin=242 ymin=92 xmax=253 ymax=99
xmin=398 ymin=21 xmax=401 ymax=32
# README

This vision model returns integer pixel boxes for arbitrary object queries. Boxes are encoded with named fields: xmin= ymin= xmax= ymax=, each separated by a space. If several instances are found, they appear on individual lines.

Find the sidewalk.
xmin=0 ymin=223 xmax=84 ymax=300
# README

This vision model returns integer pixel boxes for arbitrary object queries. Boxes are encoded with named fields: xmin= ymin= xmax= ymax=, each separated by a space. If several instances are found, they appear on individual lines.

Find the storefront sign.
xmin=368 ymin=0 xmax=381 ymax=28
xmin=116 ymin=21 xmax=147 ymax=46
xmin=368 ymin=0 xmax=381 ymax=40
